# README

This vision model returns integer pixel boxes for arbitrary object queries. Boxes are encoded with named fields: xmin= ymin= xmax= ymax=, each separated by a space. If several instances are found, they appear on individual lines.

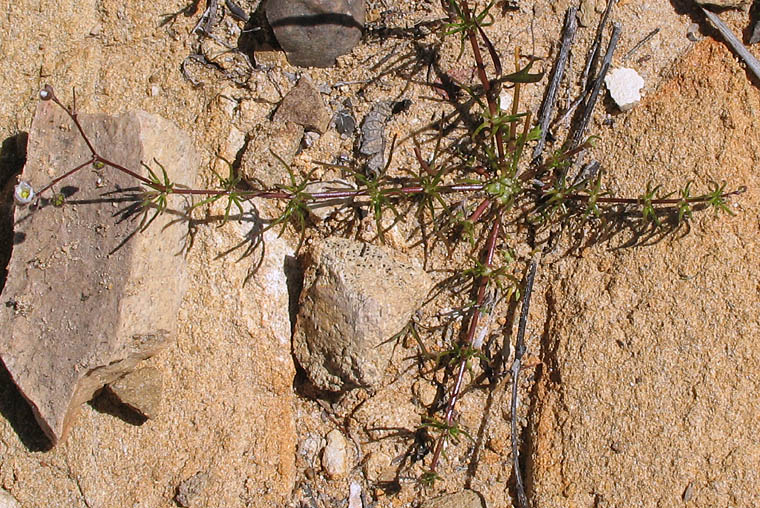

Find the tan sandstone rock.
xmin=293 ymin=237 xmax=434 ymax=391
xmin=0 ymin=98 xmax=199 ymax=445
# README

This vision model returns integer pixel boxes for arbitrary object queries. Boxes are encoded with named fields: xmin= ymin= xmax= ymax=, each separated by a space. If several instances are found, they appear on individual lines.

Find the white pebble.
xmin=498 ymin=90 xmax=513 ymax=111
xmin=348 ymin=481 xmax=362 ymax=508
xmin=322 ymin=429 xmax=348 ymax=479
xmin=604 ymin=67 xmax=645 ymax=112
xmin=0 ymin=489 xmax=20 ymax=508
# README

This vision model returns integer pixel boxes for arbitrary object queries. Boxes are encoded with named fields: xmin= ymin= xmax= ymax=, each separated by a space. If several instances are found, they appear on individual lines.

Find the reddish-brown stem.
xmin=565 ymin=189 xmax=744 ymax=206
xmin=468 ymin=198 xmax=491 ymax=223
xmin=39 ymin=85 xmax=492 ymax=203
xmin=97 ymin=157 xmax=155 ymax=187
xmin=414 ymin=145 xmax=436 ymax=176
xmin=429 ymin=210 xmax=502 ymax=472
xmin=459 ymin=2 xmax=504 ymax=162
xmin=47 ymin=90 xmax=98 ymax=157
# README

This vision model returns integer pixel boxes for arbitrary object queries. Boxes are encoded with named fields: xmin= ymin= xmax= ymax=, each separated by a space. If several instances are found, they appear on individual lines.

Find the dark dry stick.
xmin=193 ymin=0 xmax=219 ymax=35
xmin=701 ymin=7 xmax=760 ymax=82
xmin=511 ymin=257 xmax=538 ymax=508
xmin=581 ymin=0 xmax=617 ymax=90
xmin=623 ymin=28 xmax=660 ymax=61
xmin=571 ymin=22 xmax=622 ymax=150
xmin=531 ymin=7 xmax=577 ymax=165
xmin=553 ymin=92 xmax=585 ymax=129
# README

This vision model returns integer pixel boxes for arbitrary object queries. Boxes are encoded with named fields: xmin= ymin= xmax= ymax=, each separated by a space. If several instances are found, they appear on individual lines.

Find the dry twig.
xmin=510 ymin=257 xmax=539 ymax=508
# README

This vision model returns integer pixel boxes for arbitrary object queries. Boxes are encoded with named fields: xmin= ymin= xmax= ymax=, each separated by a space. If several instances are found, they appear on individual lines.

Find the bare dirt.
xmin=0 ymin=1 xmax=758 ymax=507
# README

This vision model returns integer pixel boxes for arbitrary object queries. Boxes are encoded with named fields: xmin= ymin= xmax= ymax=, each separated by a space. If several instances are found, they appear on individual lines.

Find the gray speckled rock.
xmin=266 ymin=0 xmax=365 ymax=68
xmin=175 ymin=471 xmax=209 ymax=508
xmin=293 ymin=238 xmax=433 ymax=391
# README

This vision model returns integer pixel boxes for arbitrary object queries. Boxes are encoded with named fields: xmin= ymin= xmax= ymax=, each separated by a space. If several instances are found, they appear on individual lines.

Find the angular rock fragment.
xmin=363 ymin=451 xmax=392 ymax=483
xmin=273 ymin=78 xmax=331 ymax=134
xmin=240 ymin=121 xmax=304 ymax=188
xmin=106 ymin=366 xmax=163 ymax=420
xmin=175 ymin=471 xmax=209 ymax=507
xmin=752 ymin=10 xmax=760 ymax=44
xmin=0 ymin=100 xmax=199 ymax=445
xmin=293 ymin=238 xmax=434 ymax=391
xmin=322 ymin=428 xmax=349 ymax=479
xmin=694 ymin=0 xmax=748 ymax=7
xmin=359 ymin=101 xmax=392 ymax=175
xmin=604 ymin=67 xmax=645 ymax=111
xmin=266 ymin=0 xmax=365 ymax=68
xmin=334 ymin=108 xmax=356 ymax=136
xmin=348 ymin=481 xmax=362 ymax=508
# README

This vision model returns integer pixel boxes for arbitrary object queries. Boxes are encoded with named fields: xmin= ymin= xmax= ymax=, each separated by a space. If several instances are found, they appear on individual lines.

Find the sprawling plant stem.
xmin=25 ymin=3 xmax=745 ymax=499
xmin=429 ymin=212 xmax=501 ymax=471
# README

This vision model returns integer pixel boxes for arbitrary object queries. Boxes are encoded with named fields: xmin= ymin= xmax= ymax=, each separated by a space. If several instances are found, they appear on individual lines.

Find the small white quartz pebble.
xmin=604 ymin=67 xmax=645 ymax=112
xmin=322 ymin=429 xmax=349 ymax=479
xmin=348 ymin=481 xmax=362 ymax=508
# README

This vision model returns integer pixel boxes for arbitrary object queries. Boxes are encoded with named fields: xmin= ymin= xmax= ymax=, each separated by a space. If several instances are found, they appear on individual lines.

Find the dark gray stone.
xmin=334 ymin=108 xmax=356 ymax=136
xmin=266 ymin=0 xmax=365 ymax=68
xmin=693 ymin=0 xmax=748 ymax=7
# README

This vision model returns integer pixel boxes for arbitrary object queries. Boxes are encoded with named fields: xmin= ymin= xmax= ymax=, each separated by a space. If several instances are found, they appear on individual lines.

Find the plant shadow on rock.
xmin=0 ymin=133 xmax=57 ymax=452
xmin=0 ymin=133 xmax=53 ymax=452
xmin=88 ymin=388 xmax=148 ymax=427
